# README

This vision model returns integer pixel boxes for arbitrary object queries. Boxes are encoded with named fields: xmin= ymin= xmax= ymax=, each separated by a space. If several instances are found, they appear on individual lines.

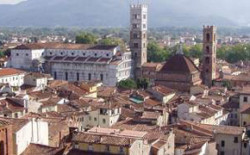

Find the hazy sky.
xmin=0 ymin=0 xmax=24 ymax=4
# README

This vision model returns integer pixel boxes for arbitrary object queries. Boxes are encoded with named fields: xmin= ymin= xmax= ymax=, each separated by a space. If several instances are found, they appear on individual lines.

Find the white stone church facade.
xmin=9 ymin=43 xmax=132 ymax=86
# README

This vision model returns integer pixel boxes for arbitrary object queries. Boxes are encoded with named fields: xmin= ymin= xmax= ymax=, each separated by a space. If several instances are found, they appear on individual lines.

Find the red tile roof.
xmin=14 ymin=43 xmax=92 ymax=50
xmin=14 ymin=43 xmax=117 ymax=51
xmin=0 ymin=68 xmax=25 ymax=77
xmin=160 ymin=54 xmax=199 ymax=74
xmin=21 ymin=143 xmax=63 ymax=155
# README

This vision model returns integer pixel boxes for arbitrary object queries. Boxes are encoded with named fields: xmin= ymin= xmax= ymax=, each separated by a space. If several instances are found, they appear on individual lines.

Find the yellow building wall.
xmin=77 ymin=142 xmax=129 ymax=154
xmin=84 ymin=92 xmax=97 ymax=98
xmin=241 ymin=114 xmax=250 ymax=126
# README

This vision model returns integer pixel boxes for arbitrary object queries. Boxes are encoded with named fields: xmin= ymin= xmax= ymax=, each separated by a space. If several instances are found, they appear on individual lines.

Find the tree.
xmin=4 ymin=49 xmax=11 ymax=57
xmin=118 ymin=79 xmax=137 ymax=89
xmin=187 ymin=44 xmax=202 ymax=59
xmin=147 ymin=42 xmax=171 ymax=62
xmin=75 ymin=32 xmax=97 ymax=44
xmin=99 ymin=37 xmax=126 ymax=51
xmin=0 ymin=51 xmax=4 ymax=58
xmin=222 ymin=80 xmax=232 ymax=90
xmin=136 ymin=78 xmax=149 ymax=89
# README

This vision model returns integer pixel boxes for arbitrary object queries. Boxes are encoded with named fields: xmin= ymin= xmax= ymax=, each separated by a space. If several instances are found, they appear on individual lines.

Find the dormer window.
xmin=50 ymin=52 xmax=52 ymax=55
xmin=106 ymin=54 xmax=109 ymax=57
xmin=16 ymin=53 xmax=19 ymax=56
xmin=71 ymin=53 xmax=74 ymax=56
xmin=61 ymin=52 xmax=63 ymax=55
xmin=83 ymin=53 xmax=86 ymax=56
xmin=95 ymin=53 xmax=97 ymax=57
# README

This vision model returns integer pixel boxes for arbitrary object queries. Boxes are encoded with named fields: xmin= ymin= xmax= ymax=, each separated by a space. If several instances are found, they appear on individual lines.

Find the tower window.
xmin=133 ymin=24 xmax=137 ymax=28
xmin=205 ymin=57 xmax=210 ymax=64
xmin=134 ymin=53 xmax=137 ymax=58
xmin=143 ymin=24 xmax=146 ymax=29
xmin=206 ymin=69 xmax=209 ymax=73
xmin=134 ymin=43 xmax=139 ymax=48
xmin=143 ymin=33 xmax=146 ymax=39
xmin=134 ymin=14 xmax=139 ymax=19
xmin=206 ymin=33 xmax=210 ymax=42
xmin=206 ymin=46 xmax=210 ymax=53
xmin=133 ymin=33 xmax=138 ymax=39
xmin=143 ymin=14 xmax=147 ymax=19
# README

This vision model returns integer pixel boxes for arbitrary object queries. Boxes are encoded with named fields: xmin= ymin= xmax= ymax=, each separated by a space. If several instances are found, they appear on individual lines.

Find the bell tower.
xmin=130 ymin=4 xmax=148 ymax=76
xmin=202 ymin=26 xmax=217 ymax=87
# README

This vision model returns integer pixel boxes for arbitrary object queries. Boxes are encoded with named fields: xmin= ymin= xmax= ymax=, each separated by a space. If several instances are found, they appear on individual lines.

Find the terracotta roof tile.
xmin=21 ymin=143 xmax=63 ymax=155
xmin=160 ymin=54 xmax=199 ymax=74
xmin=0 ymin=68 xmax=25 ymax=77
xmin=180 ymin=120 xmax=245 ymax=136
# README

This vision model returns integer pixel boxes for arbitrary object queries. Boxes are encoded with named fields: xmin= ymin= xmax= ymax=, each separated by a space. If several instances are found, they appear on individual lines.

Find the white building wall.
xmin=10 ymin=46 xmax=132 ymax=86
xmin=24 ymin=76 xmax=47 ymax=88
xmin=239 ymin=94 xmax=250 ymax=107
xmin=0 ymin=74 xmax=25 ymax=87
xmin=15 ymin=119 xmax=49 ymax=155
xmin=10 ymin=49 xmax=44 ymax=70
xmin=50 ymin=54 xmax=132 ymax=86
xmin=80 ymin=108 xmax=121 ymax=129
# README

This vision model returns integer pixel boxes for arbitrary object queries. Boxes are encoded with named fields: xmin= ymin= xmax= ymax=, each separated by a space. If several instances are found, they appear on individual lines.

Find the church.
xmin=129 ymin=4 xmax=217 ymax=92
xmin=155 ymin=45 xmax=202 ymax=92
xmin=136 ymin=25 xmax=217 ymax=92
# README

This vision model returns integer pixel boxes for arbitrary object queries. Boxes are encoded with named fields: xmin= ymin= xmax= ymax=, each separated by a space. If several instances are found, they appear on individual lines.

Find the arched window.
xmin=54 ymin=72 xmax=57 ymax=79
xmin=88 ymin=73 xmax=91 ymax=81
xmin=76 ymin=73 xmax=80 ymax=81
xmin=206 ymin=46 xmax=210 ymax=53
xmin=206 ymin=33 xmax=210 ymax=42
xmin=65 ymin=72 xmax=68 ymax=80
xmin=100 ymin=74 xmax=104 ymax=81
xmin=205 ymin=57 xmax=210 ymax=64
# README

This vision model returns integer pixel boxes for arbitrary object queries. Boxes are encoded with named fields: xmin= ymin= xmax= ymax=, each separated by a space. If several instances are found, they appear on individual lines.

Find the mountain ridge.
xmin=0 ymin=0 xmax=237 ymax=27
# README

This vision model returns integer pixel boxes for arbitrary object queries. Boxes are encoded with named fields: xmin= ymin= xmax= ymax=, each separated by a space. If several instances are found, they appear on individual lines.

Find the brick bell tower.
xmin=130 ymin=4 xmax=148 ymax=78
xmin=202 ymin=26 xmax=217 ymax=87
